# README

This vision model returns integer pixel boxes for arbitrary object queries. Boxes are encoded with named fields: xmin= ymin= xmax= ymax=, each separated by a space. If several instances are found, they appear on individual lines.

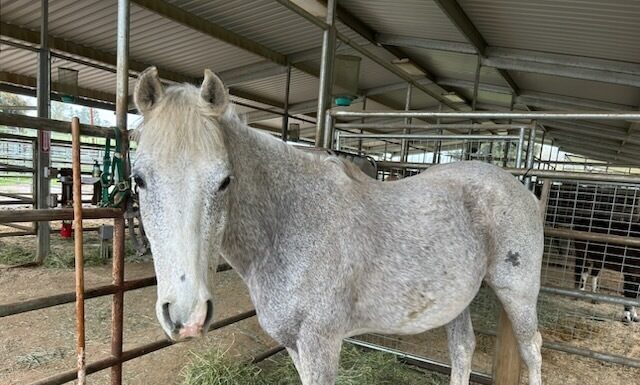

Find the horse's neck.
xmin=219 ymin=121 xmax=304 ymax=278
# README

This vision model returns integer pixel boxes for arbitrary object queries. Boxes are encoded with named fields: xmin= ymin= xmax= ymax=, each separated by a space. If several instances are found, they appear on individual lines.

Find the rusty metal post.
xmin=111 ymin=217 xmax=125 ymax=385
xmin=71 ymin=117 xmax=86 ymax=385
xmin=111 ymin=1 xmax=129 ymax=383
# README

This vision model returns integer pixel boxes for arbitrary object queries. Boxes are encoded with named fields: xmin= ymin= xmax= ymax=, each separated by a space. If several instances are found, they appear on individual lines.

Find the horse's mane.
xmin=134 ymin=83 xmax=229 ymax=160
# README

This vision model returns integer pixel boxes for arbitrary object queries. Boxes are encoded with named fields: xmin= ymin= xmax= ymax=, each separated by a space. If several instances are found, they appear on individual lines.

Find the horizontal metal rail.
xmin=345 ymin=338 xmax=493 ymax=385
xmin=249 ymin=345 xmax=286 ymax=364
xmin=334 ymin=123 xmax=530 ymax=131
xmin=0 ymin=112 xmax=114 ymax=138
xmin=544 ymin=226 xmax=640 ymax=248
xmin=0 ymin=192 xmax=34 ymax=202
xmin=543 ymin=341 xmax=640 ymax=369
xmin=375 ymin=161 xmax=640 ymax=184
xmin=331 ymin=110 xmax=640 ymax=121
xmin=338 ymin=133 xmax=520 ymax=140
xmin=474 ymin=324 xmax=640 ymax=369
xmin=0 ymin=264 xmax=232 ymax=318
xmin=540 ymin=286 xmax=640 ymax=307
xmin=0 ymin=208 xmax=123 ymax=223
xmin=28 ymin=309 xmax=257 ymax=385
xmin=0 ymin=230 xmax=34 ymax=238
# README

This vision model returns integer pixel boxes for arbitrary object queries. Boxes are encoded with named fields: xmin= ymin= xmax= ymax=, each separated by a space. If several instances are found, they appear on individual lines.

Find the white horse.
xmin=132 ymin=67 xmax=544 ymax=385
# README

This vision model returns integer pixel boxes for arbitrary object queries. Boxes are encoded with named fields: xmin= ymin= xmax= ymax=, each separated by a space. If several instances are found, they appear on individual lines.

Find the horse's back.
xmin=416 ymin=161 xmax=544 ymax=286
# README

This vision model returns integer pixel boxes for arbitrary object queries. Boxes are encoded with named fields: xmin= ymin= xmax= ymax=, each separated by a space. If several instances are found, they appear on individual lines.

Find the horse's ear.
xmin=201 ymin=69 xmax=229 ymax=114
xmin=134 ymin=66 xmax=164 ymax=115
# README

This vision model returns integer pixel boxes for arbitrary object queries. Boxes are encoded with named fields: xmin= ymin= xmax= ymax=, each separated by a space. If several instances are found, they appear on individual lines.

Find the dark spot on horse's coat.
xmin=180 ymin=274 xmax=185 ymax=282
xmin=406 ymin=298 xmax=435 ymax=321
xmin=408 ymin=310 xmax=420 ymax=320
xmin=505 ymin=251 xmax=521 ymax=267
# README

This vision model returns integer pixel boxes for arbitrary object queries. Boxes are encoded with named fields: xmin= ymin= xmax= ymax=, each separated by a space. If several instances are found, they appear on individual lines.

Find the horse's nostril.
xmin=203 ymin=300 xmax=214 ymax=329
xmin=162 ymin=302 xmax=181 ymax=333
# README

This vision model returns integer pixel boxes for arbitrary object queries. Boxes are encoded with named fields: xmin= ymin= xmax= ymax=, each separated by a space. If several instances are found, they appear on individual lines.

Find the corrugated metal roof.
xmin=339 ymin=0 xmax=467 ymax=43
xmin=233 ymin=68 xmax=319 ymax=106
xmin=1 ymin=0 xmax=264 ymax=76
xmin=2 ymin=0 xmax=639 ymax=163
xmin=167 ymin=0 xmax=324 ymax=55
xmin=458 ymin=0 xmax=640 ymax=63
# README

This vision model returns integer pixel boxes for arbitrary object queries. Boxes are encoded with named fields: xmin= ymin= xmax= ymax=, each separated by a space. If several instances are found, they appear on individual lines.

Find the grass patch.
xmin=0 ymin=177 xmax=32 ymax=186
xmin=0 ymin=232 xmax=148 ymax=268
xmin=180 ymin=344 xmax=449 ymax=385
xmin=15 ymin=348 xmax=67 ymax=369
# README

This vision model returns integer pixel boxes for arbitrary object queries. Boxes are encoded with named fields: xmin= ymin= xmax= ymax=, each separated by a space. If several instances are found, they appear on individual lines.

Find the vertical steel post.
xmin=524 ymin=121 xmax=537 ymax=189
xmin=35 ymin=0 xmax=50 ymax=264
xmin=282 ymin=62 xmax=291 ymax=142
xmin=537 ymin=130 xmax=546 ymax=169
xmin=116 ymin=0 xmax=130 ymax=179
xmin=71 ymin=117 xmax=86 ymax=385
xmin=435 ymin=104 xmax=442 ymax=164
xmin=471 ymin=56 xmax=481 ymax=112
xmin=324 ymin=113 xmax=335 ymax=149
xmin=503 ymin=95 xmax=515 ymax=167
xmin=335 ymin=131 xmax=342 ymax=151
xmin=466 ymin=56 xmax=482 ymax=160
xmin=112 ymin=1 xmax=129 ymax=384
xmin=400 ymin=84 xmax=412 ymax=164
xmin=515 ymin=126 xmax=525 ymax=169
xmin=358 ymin=95 xmax=367 ymax=155
xmin=315 ymin=0 xmax=337 ymax=148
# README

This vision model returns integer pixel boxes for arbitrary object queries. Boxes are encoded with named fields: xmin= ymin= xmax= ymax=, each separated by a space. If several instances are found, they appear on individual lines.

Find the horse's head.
xmin=132 ymin=67 xmax=232 ymax=341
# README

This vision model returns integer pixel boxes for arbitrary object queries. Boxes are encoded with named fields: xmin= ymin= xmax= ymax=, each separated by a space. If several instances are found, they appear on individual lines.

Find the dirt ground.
xmin=0 ymin=262 xmax=278 ymax=385
xmin=0 ymin=235 xmax=638 ymax=384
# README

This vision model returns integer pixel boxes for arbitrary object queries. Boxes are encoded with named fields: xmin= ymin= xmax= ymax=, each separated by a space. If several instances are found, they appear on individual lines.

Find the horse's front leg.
xmin=293 ymin=331 xmax=342 ymax=385
xmin=445 ymin=308 xmax=476 ymax=385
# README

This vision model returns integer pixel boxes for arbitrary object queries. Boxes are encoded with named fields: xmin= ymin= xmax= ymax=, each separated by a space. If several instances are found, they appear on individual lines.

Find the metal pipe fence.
xmin=0 ymin=117 xmax=275 ymax=385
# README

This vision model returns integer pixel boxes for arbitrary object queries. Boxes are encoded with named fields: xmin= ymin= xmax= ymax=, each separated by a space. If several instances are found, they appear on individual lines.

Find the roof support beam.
xmin=375 ymin=32 xmax=640 ymax=88
xmin=430 ymin=0 xmax=519 ymax=95
xmin=273 ymin=0 xmax=462 ymax=110
xmin=431 ymin=0 xmax=487 ymax=56
xmin=483 ymin=48 xmax=640 ymax=88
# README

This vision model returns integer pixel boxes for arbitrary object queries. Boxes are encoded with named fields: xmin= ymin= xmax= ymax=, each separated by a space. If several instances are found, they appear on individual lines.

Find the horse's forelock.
xmin=136 ymin=83 xmax=238 ymax=160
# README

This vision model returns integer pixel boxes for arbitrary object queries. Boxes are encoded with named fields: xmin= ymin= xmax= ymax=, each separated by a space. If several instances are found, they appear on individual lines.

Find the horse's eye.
xmin=133 ymin=175 xmax=146 ymax=189
xmin=218 ymin=176 xmax=231 ymax=192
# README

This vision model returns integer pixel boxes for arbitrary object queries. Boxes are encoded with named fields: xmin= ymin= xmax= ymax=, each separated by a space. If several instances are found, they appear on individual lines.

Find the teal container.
xmin=335 ymin=96 xmax=353 ymax=106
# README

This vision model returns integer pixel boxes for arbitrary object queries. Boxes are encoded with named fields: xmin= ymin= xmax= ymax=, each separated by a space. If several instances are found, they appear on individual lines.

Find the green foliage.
xmin=180 ymin=345 xmax=449 ymax=385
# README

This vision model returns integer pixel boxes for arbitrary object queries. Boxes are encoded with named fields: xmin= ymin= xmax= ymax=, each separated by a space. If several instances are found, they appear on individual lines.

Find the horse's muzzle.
xmin=161 ymin=300 xmax=213 ymax=341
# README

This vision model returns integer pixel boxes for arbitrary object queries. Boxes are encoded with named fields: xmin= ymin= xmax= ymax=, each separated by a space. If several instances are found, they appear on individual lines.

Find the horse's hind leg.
xmin=489 ymin=284 xmax=542 ymax=385
xmin=445 ymin=308 xmax=476 ymax=385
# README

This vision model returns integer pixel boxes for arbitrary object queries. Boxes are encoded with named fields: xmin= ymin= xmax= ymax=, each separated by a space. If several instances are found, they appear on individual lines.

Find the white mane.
xmin=135 ymin=83 xmax=241 ymax=160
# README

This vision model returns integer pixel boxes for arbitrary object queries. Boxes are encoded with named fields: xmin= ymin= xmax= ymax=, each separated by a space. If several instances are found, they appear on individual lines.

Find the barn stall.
xmin=0 ymin=0 xmax=639 ymax=384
